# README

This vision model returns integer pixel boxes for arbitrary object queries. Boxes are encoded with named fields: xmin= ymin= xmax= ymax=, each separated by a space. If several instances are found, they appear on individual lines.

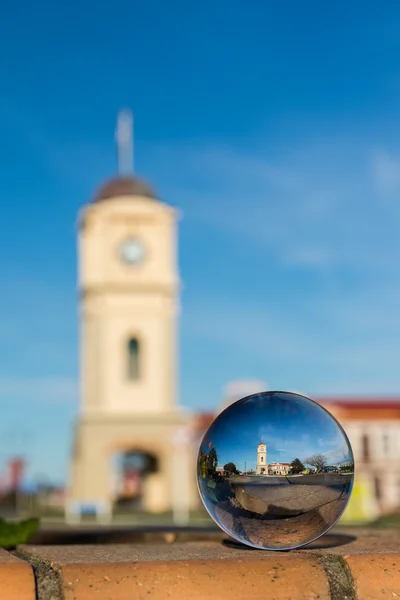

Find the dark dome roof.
xmin=93 ymin=176 xmax=157 ymax=202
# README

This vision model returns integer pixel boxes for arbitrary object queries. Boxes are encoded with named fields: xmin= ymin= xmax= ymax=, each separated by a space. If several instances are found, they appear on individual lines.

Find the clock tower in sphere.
xmin=66 ymin=112 xmax=195 ymax=520
xmin=256 ymin=442 xmax=267 ymax=475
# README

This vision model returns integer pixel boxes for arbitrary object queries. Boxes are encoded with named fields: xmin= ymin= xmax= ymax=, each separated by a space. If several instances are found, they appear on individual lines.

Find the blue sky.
xmin=200 ymin=392 xmax=352 ymax=470
xmin=1 ymin=1 xmax=400 ymax=483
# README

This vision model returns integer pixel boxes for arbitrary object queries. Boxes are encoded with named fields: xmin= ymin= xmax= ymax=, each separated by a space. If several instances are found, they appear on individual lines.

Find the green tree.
xmin=289 ymin=458 xmax=305 ymax=474
xmin=207 ymin=447 xmax=218 ymax=476
xmin=223 ymin=462 xmax=239 ymax=475
xmin=198 ymin=452 xmax=208 ymax=478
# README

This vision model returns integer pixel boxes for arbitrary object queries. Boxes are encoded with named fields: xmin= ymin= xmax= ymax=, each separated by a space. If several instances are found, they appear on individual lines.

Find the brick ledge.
xmin=3 ymin=528 xmax=399 ymax=600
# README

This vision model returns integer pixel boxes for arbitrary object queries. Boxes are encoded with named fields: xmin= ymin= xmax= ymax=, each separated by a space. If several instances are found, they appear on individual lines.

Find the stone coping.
xmin=0 ymin=527 xmax=398 ymax=599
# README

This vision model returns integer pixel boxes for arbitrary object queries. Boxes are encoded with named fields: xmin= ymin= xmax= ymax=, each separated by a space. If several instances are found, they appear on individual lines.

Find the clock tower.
xmin=66 ymin=113 xmax=195 ymax=520
xmin=256 ymin=442 xmax=267 ymax=475
xmin=78 ymin=175 xmax=179 ymax=417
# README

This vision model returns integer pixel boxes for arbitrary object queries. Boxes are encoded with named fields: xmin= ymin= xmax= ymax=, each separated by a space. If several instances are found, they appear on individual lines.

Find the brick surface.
xmin=18 ymin=528 xmax=400 ymax=600
xmin=302 ymin=527 xmax=400 ymax=554
xmin=21 ymin=540 xmax=268 ymax=563
xmin=345 ymin=555 xmax=400 ymax=599
xmin=27 ymin=524 xmax=400 ymax=554
xmin=20 ymin=544 xmax=329 ymax=600
xmin=0 ymin=548 xmax=35 ymax=600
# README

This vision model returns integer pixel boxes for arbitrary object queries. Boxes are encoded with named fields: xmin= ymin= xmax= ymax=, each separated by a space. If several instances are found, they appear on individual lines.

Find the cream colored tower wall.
xmin=78 ymin=195 xmax=179 ymax=416
xmin=79 ymin=196 xmax=178 ymax=289
xmin=80 ymin=292 xmax=177 ymax=414
xmin=69 ymin=417 xmax=194 ymax=512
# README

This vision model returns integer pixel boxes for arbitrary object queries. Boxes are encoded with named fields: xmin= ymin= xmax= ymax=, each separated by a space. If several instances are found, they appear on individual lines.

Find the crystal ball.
xmin=197 ymin=391 xmax=354 ymax=550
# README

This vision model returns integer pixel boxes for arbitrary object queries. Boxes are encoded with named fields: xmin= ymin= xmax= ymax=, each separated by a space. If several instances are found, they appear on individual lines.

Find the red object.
xmin=122 ymin=468 xmax=140 ymax=498
xmin=195 ymin=397 xmax=400 ymax=426
xmin=317 ymin=396 xmax=400 ymax=409
xmin=9 ymin=458 xmax=24 ymax=491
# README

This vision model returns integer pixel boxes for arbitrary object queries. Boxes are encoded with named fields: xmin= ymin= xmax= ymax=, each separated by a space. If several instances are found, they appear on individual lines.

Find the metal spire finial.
xmin=115 ymin=108 xmax=134 ymax=175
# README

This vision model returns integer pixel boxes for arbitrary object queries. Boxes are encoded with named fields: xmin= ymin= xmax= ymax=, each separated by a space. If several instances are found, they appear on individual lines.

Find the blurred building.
xmin=37 ymin=486 xmax=66 ymax=512
xmin=66 ymin=168 xmax=198 ymax=519
xmin=319 ymin=398 xmax=400 ymax=522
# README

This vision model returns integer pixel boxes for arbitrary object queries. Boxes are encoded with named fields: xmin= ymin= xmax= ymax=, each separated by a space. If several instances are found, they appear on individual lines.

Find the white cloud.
xmin=182 ymin=289 xmax=400 ymax=395
xmin=151 ymin=139 xmax=400 ymax=276
xmin=372 ymin=150 xmax=400 ymax=194
xmin=222 ymin=379 xmax=268 ymax=401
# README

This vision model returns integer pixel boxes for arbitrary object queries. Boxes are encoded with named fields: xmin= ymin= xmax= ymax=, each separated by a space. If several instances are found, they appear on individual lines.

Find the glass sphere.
xmin=197 ymin=391 xmax=354 ymax=551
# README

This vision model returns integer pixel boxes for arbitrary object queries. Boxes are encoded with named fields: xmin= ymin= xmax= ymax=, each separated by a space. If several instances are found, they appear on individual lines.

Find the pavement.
xmin=199 ymin=473 xmax=352 ymax=550
xmin=229 ymin=474 xmax=350 ymax=515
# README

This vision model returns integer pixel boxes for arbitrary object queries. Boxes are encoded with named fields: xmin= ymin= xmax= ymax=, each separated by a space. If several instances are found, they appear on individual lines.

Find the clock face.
xmin=120 ymin=239 xmax=146 ymax=265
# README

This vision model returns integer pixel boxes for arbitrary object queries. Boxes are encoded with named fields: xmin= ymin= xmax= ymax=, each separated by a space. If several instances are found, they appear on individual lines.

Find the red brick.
xmin=20 ymin=543 xmax=329 ymax=600
xmin=0 ymin=548 xmax=35 ymax=600
xmin=345 ymin=554 xmax=400 ymax=600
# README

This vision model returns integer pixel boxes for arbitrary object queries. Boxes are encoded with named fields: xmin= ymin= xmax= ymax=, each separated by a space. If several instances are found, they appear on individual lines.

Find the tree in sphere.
xmin=289 ymin=458 xmax=305 ymax=474
xmin=304 ymin=454 xmax=328 ymax=473
xmin=223 ymin=462 xmax=239 ymax=475
xmin=207 ymin=447 xmax=218 ymax=476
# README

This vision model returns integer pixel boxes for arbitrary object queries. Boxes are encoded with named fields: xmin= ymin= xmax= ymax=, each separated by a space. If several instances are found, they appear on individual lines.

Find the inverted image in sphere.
xmin=197 ymin=391 xmax=354 ymax=550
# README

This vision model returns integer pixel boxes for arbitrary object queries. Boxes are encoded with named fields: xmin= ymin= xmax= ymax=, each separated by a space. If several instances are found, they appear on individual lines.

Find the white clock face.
xmin=120 ymin=239 xmax=145 ymax=265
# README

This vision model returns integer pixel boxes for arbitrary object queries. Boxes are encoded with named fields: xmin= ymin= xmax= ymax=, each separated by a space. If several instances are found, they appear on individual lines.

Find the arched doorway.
xmin=111 ymin=449 xmax=160 ymax=513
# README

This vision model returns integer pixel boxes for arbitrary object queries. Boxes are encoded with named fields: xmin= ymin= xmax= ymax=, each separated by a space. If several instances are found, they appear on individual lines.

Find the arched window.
xmin=362 ymin=434 xmax=370 ymax=462
xmin=261 ymin=456 xmax=264 ymax=462
xmin=374 ymin=476 xmax=381 ymax=501
xmin=383 ymin=433 xmax=390 ymax=456
xmin=127 ymin=337 xmax=140 ymax=380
